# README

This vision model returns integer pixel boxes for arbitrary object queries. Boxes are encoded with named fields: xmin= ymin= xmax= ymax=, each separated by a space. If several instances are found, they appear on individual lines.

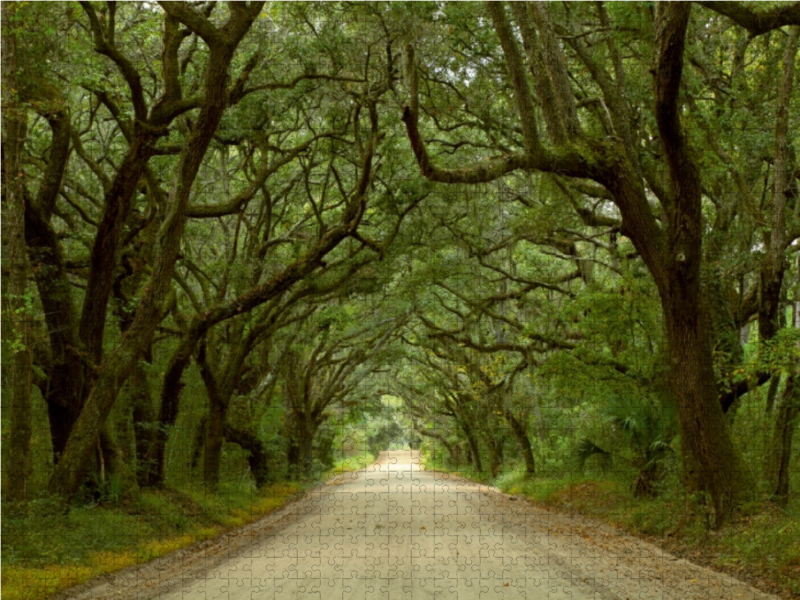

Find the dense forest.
xmin=2 ymin=2 xmax=800 ymax=598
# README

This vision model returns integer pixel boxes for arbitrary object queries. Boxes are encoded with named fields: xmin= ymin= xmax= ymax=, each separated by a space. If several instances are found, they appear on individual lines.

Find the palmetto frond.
xmin=572 ymin=438 xmax=613 ymax=473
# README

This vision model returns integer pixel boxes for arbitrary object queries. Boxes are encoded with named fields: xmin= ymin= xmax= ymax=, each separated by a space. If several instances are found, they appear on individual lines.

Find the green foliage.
xmin=573 ymin=395 xmax=677 ymax=495
xmin=573 ymin=438 xmax=614 ymax=473
xmin=3 ymin=288 xmax=36 ymax=353
xmin=323 ymin=451 xmax=376 ymax=480
xmin=3 ymin=1 xmax=800 ymax=596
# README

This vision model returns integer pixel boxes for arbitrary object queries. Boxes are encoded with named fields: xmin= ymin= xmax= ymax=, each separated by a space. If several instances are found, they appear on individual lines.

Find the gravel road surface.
xmin=59 ymin=450 xmax=776 ymax=599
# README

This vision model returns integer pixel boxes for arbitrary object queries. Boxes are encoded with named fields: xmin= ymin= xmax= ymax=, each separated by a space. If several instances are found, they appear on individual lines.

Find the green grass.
xmin=1 ymin=449 xmax=375 ymax=600
xmin=418 ymin=452 xmax=492 ymax=483
xmin=322 ymin=451 xmax=376 ymax=480
xmin=492 ymin=467 xmax=590 ymax=502
xmin=1 ymin=481 xmax=304 ymax=600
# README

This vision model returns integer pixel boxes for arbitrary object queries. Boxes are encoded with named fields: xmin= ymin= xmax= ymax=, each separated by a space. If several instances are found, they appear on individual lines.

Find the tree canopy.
xmin=2 ymin=0 xmax=800 ymax=534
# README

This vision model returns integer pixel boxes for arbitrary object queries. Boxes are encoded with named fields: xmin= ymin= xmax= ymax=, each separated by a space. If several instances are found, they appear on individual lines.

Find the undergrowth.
xmin=1 ymin=481 xmax=303 ymax=600
xmin=323 ymin=451 xmax=376 ymax=480
xmin=1 ymin=450 xmax=380 ymax=600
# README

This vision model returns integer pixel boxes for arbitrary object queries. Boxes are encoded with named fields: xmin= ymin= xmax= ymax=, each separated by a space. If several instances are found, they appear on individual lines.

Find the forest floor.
xmin=428 ymin=462 xmax=800 ymax=599
xmin=44 ymin=451 xmax=778 ymax=600
xmin=0 ymin=452 xmax=374 ymax=600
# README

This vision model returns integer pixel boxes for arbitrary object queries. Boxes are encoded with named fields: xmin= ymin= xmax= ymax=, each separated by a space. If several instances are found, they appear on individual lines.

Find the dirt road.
xmin=61 ymin=450 xmax=775 ymax=599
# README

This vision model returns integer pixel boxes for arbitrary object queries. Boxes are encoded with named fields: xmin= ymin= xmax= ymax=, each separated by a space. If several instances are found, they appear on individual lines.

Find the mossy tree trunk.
xmin=504 ymin=410 xmax=535 ymax=476
xmin=2 ymin=2 xmax=32 ymax=507
xmin=767 ymin=375 xmax=800 ymax=506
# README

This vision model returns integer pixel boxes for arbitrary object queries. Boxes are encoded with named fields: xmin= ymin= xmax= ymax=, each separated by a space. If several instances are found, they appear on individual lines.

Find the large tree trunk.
xmin=190 ymin=416 xmax=208 ymax=473
xmin=130 ymin=361 xmax=158 ymax=487
xmin=504 ymin=410 xmax=535 ymax=476
xmin=24 ymin=186 xmax=85 ymax=463
xmin=298 ymin=417 xmax=317 ymax=476
xmin=8 ymin=37 xmax=76 ymax=470
xmin=286 ymin=412 xmax=318 ymax=478
xmin=300 ymin=439 xmax=314 ymax=475
xmin=225 ymin=424 xmax=271 ymax=488
xmin=761 ymin=27 xmax=800 ymax=505
xmin=452 ymin=444 xmax=463 ymax=467
xmin=767 ymin=375 xmax=800 ymax=506
xmin=460 ymin=420 xmax=483 ymax=473
xmin=154 ymin=327 xmax=204 ymax=486
xmin=649 ymin=3 xmax=753 ymax=525
xmin=204 ymin=399 xmax=226 ymax=490
xmin=604 ymin=167 xmax=754 ymax=526
xmin=45 ymin=400 xmax=82 ymax=465
xmin=194 ymin=334 xmax=232 ymax=490
xmin=287 ymin=438 xmax=300 ymax=477
xmin=486 ymin=434 xmax=504 ymax=479
xmin=663 ymin=295 xmax=753 ymax=523
xmin=2 ymin=2 xmax=33 ymax=506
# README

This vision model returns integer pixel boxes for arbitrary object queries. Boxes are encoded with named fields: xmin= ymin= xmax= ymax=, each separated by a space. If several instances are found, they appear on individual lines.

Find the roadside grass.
xmin=418 ymin=453 xmax=490 ymax=482
xmin=523 ymin=478 xmax=800 ymax=596
xmin=1 ymin=481 xmax=304 ymax=600
xmin=424 ymin=459 xmax=800 ymax=598
xmin=1 ymin=452 xmax=376 ymax=600
xmin=321 ymin=452 xmax=376 ymax=482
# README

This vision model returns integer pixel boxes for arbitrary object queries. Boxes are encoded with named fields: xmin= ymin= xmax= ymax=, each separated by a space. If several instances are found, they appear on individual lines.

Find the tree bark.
xmin=24 ymin=183 xmax=84 ymax=463
xmin=767 ymin=375 xmax=800 ymax=506
xmin=2 ymin=1 xmax=33 ymax=506
xmin=645 ymin=3 xmax=753 ymax=524
xmin=486 ymin=434 xmax=504 ymax=479
xmin=130 ymin=361 xmax=158 ymax=487
xmin=225 ymin=424 xmax=271 ymax=488
xmin=195 ymin=336 xmax=231 ymax=490
xmin=78 ymin=136 xmax=161 ymax=363
xmin=286 ymin=419 xmax=317 ymax=478
xmin=204 ymin=398 xmax=226 ymax=490
xmin=663 ymin=295 xmax=752 ymax=520
xmin=17 ymin=108 xmax=75 ymax=465
xmin=190 ymin=416 xmax=207 ymax=473
xmin=296 ymin=417 xmax=317 ymax=476
xmin=504 ymin=410 xmax=535 ymax=476
xmin=766 ymin=372 xmax=783 ymax=414
xmin=287 ymin=438 xmax=300 ymax=476
xmin=460 ymin=419 xmax=483 ymax=473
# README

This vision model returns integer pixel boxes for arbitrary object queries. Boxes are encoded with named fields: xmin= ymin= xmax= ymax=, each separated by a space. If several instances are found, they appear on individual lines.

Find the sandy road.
xmin=61 ymin=450 xmax=776 ymax=600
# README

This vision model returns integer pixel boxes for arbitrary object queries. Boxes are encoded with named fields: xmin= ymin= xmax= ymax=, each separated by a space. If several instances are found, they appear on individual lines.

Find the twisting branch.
xmin=401 ymin=43 xmax=600 ymax=185
xmin=695 ymin=2 xmax=800 ymax=37
xmin=79 ymin=1 xmax=148 ymax=121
